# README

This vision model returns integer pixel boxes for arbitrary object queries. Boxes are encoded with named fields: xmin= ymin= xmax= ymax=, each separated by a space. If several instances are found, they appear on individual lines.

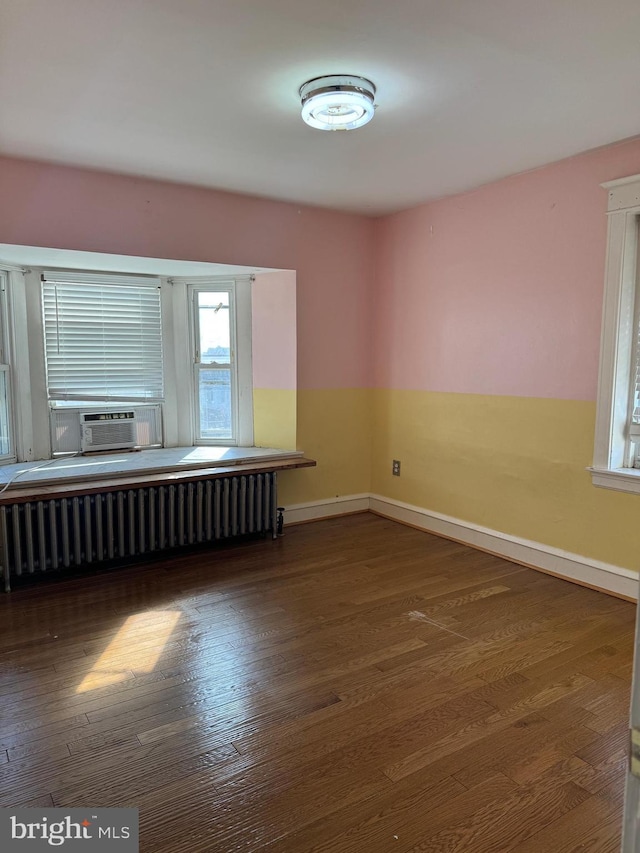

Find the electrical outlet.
xmin=392 ymin=459 xmax=401 ymax=476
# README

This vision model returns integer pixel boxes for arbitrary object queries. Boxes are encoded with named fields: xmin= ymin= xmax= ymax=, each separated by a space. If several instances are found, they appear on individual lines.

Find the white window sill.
xmin=0 ymin=446 xmax=304 ymax=491
xmin=589 ymin=466 xmax=640 ymax=495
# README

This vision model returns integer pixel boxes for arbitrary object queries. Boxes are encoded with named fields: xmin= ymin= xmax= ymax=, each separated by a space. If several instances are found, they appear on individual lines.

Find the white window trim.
xmin=6 ymin=269 xmax=32 ymax=461
xmin=234 ymin=277 xmax=255 ymax=447
xmin=591 ymin=173 xmax=640 ymax=494
xmin=179 ymin=276 xmax=254 ymax=448
xmin=0 ymin=270 xmax=16 ymax=461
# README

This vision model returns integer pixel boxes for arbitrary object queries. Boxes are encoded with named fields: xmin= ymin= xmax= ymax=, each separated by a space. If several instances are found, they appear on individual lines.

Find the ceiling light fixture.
xmin=299 ymin=75 xmax=376 ymax=131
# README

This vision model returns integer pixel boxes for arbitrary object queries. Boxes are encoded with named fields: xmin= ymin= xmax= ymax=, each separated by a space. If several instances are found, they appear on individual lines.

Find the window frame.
xmin=191 ymin=282 xmax=236 ymax=443
xmin=181 ymin=276 xmax=253 ymax=447
xmin=0 ymin=270 xmax=14 ymax=461
xmin=591 ymin=173 xmax=640 ymax=494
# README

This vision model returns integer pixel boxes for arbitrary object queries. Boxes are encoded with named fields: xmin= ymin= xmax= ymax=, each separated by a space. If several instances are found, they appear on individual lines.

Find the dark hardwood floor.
xmin=0 ymin=513 xmax=635 ymax=852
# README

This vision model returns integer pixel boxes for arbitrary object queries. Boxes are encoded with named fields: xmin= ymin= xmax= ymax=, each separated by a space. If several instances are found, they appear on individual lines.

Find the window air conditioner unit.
xmin=80 ymin=411 xmax=137 ymax=453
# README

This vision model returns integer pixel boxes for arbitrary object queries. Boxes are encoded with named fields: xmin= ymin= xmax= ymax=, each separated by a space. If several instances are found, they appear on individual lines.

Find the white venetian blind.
xmin=42 ymin=272 xmax=164 ymax=402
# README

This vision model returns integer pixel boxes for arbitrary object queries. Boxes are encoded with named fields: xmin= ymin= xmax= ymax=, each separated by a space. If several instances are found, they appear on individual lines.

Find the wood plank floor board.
xmin=381 ymin=711 xmax=586 ymax=800
xmin=0 ymin=669 xmax=168 ymax=720
xmin=8 ymin=793 xmax=56 ymax=809
xmin=535 ymin=679 xmax=630 ymax=737
xmin=404 ymin=776 xmax=591 ymax=853
xmin=515 ymin=791 xmax=624 ymax=853
xmin=0 ymin=725 xmax=141 ymax=779
xmin=334 ymin=653 xmax=485 ymax=707
xmin=0 ymin=710 xmax=90 ymax=750
xmin=382 ymin=673 xmax=596 ymax=783
xmin=51 ymin=741 xmax=241 ymax=809
xmin=496 ymin=722 xmax=601 ymax=786
xmin=352 ymin=566 xmax=530 ymax=612
xmin=0 ymin=739 xmax=153 ymax=807
xmin=253 ymin=771 xmax=518 ymax=853
xmin=227 ymin=689 xmax=496 ymax=773
xmin=545 ymin=642 xmax=632 ymax=683
xmin=0 ymin=513 xmax=633 ymax=852
xmin=507 ymin=621 xmax=636 ymax=683
xmin=576 ymin=721 xmax=630 ymax=768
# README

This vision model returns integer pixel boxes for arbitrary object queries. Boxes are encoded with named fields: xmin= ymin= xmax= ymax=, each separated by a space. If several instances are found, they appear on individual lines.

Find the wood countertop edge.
xmin=0 ymin=457 xmax=317 ymax=504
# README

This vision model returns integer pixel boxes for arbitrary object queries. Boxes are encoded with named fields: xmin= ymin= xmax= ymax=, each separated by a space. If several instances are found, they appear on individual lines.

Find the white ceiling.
xmin=2 ymin=0 xmax=640 ymax=215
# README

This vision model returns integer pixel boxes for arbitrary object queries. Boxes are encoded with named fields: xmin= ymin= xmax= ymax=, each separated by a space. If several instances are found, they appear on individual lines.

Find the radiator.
xmin=1 ymin=472 xmax=278 ymax=591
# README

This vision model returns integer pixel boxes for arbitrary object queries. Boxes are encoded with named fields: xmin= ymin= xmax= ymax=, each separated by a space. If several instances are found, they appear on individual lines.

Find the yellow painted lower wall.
xmin=272 ymin=386 xmax=639 ymax=574
xmin=253 ymin=388 xmax=297 ymax=451
xmin=371 ymin=389 xmax=640 ymax=572
xmin=278 ymin=388 xmax=372 ymax=506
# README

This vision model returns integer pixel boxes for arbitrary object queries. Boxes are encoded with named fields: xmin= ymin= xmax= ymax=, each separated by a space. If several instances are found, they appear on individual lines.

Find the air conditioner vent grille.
xmin=80 ymin=412 xmax=137 ymax=453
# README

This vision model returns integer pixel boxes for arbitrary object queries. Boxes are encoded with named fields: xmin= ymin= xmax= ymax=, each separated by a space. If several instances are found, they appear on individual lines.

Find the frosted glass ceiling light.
xmin=299 ymin=75 xmax=376 ymax=131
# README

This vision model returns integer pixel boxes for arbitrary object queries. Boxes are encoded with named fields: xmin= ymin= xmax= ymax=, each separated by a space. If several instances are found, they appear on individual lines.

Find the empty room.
xmin=1 ymin=2 xmax=640 ymax=852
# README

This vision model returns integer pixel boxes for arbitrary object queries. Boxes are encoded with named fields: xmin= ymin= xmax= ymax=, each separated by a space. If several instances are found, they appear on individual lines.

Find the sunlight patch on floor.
xmin=76 ymin=610 xmax=181 ymax=693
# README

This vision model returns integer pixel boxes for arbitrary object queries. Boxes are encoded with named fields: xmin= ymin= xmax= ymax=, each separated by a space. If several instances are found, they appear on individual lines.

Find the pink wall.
xmin=374 ymin=136 xmax=640 ymax=400
xmin=0 ymin=156 xmax=374 ymax=390
xmin=6 ymin=135 xmax=640 ymax=402
xmin=252 ymin=271 xmax=297 ymax=390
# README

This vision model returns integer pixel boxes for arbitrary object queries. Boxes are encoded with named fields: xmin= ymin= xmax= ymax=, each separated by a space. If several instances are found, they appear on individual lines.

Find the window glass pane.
xmin=199 ymin=369 xmax=231 ymax=438
xmin=198 ymin=292 xmax=230 ymax=364
xmin=0 ymin=370 xmax=11 ymax=456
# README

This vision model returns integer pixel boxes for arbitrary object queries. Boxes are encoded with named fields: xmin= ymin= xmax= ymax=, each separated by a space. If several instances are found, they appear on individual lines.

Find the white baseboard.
xmin=283 ymin=494 xmax=370 ymax=525
xmin=284 ymin=492 xmax=639 ymax=600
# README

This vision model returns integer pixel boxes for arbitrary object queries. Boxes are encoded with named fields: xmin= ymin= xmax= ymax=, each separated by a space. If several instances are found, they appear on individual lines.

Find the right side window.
xmin=627 ymin=251 xmax=640 ymax=463
xmin=592 ymin=174 xmax=640 ymax=492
